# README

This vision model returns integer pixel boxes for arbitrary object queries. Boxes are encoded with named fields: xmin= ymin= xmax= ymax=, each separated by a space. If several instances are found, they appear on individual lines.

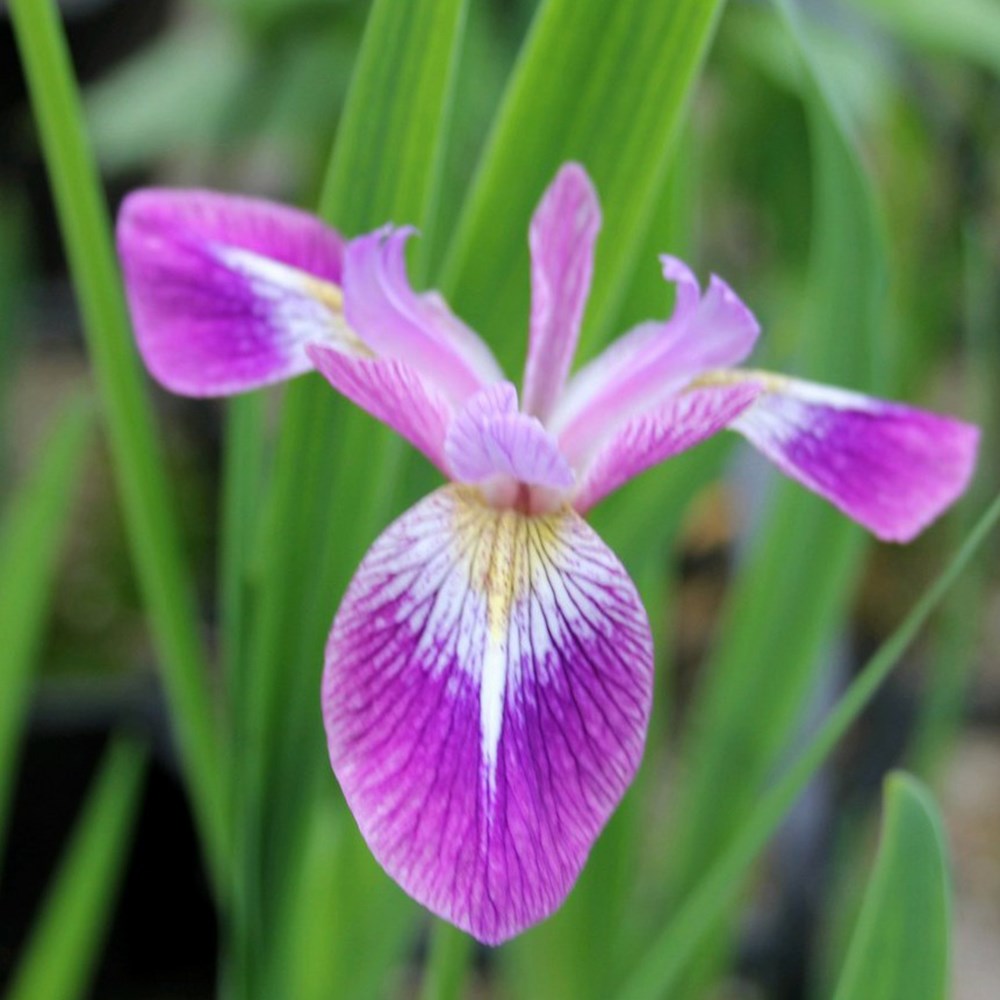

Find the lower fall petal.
xmin=323 ymin=485 xmax=653 ymax=944
xmin=726 ymin=372 xmax=980 ymax=542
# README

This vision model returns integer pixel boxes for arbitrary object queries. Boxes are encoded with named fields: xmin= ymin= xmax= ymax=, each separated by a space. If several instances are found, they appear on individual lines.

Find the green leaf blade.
xmin=7 ymin=737 xmax=147 ymax=1000
xmin=8 ymin=0 xmax=226 ymax=885
xmin=442 ymin=0 xmax=726 ymax=371
xmin=0 ymin=396 xmax=93 ymax=860
xmin=833 ymin=773 xmax=951 ymax=1000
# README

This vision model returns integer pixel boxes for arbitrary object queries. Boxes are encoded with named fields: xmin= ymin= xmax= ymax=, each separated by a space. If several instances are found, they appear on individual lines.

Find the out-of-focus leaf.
xmin=7 ymin=737 xmax=147 ymax=1000
xmin=85 ymin=16 xmax=251 ymax=171
xmin=617 ymin=494 xmax=1000 ymax=1000
xmin=273 ymin=790 xmax=415 ymax=1000
xmin=853 ymin=0 xmax=1000 ymax=75
xmin=0 ymin=195 xmax=28 ymax=476
xmin=9 ymin=0 xmax=225 ymax=884
xmin=442 ymin=0 xmax=727 ymax=370
xmin=832 ymin=774 xmax=951 ymax=1000
xmin=232 ymin=0 xmax=468 ymax=994
xmin=0 ymin=395 xmax=92 ymax=864
xmin=660 ymin=0 xmax=887 ymax=992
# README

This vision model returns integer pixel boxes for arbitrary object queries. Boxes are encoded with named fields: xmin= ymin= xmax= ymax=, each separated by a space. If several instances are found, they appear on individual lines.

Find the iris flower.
xmin=118 ymin=164 xmax=977 ymax=944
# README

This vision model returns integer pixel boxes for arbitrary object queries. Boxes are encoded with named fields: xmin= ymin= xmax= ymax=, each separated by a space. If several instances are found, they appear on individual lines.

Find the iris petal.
xmin=726 ymin=372 xmax=981 ymax=541
xmin=572 ymin=380 xmax=762 ymax=513
xmin=522 ymin=163 xmax=602 ymax=422
xmin=343 ymin=229 xmax=503 ymax=404
xmin=307 ymin=344 xmax=455 ymax=474
xmin=117 ymin=189 xmax=348 ymax=396
xmin=323 ymin=485 xmax=653 ymax=944
xmin=551 ymin=259 xmax=760 ymax=465
xmin=445 ymin=383 xmax=575 ymax=492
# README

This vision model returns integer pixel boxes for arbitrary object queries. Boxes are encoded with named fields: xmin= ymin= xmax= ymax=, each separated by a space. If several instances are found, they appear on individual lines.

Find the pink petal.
xmin=731 ymin=374 xmax=980 ymax=541
xmin=521 ymin=163 xmax=601 ymax=422
xmin=445 ymin=383 xmax=575 ymax=492
xmin=307 ymin=344 xmax=454 ymax=474
xmin=117 ymin=189 xmax=347 ymax=396
xmin=572 ymin=380 xmax=763 ymax=513
xmin=323 ymin=486 xmax=653 ymax=945
xmin=343 ymin=229 xmax=502 ymax=405
xmin=551 ymin=259 xmax=760 ymax=467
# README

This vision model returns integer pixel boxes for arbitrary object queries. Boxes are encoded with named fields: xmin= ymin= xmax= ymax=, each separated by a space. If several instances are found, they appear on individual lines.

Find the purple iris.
xmin=117 ymin=163 xmax=978 ymax=944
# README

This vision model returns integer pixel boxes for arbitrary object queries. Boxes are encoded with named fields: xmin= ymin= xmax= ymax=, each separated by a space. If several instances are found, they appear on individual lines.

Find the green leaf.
xmin=659 ymin=2 xmax=886 ymax=990
xmin=0 ymin=395 xmax=93 ymax=863
xmin=832 ymin=773 xmax=951 ymax=1000
xmin=420 ymin=922 xmax=474 ymax=1000
xmin=442 ymin=0 xmax=727 ymax=370
xmin=617 ymin=492 xmax=1000 ymax=1000
xmin=84 ymin=16 xmax=252 ymax=171
xmin=852 ymin=0 xmax=1000 ymax=76
xmin=8 ymin=0 xmax=226 ymax=886
xmin=7 ymin=737 xmax=147 ymax=1000
xmin=433 ymin=2 xmax=726 ymax=991
xmin=229 ymin=0 xmax=469 ymax=992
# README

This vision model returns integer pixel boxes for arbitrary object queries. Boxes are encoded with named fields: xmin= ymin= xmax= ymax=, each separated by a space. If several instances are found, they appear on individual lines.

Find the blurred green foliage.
xmin=3 ymin=0 xmax=1000 ymax=997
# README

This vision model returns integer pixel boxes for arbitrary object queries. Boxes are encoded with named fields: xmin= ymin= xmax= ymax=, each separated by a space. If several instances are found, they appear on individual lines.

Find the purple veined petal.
xmin=725 ymin=371 xmax=980 ymax=542
xmin=521 ymin=163 xmax=602 ymax=422
xmin=343 ymin=229 xmax=503 ymax=405
xmin=117 ymin=188 xmax=349 ymax=396
xmin=444 ymin=382 xmax=575 ymax=494
xmin=307 ymin=344 xmax=454 ymax=474
xmin=572 ymin=380 xmax=763 ymax=513
xmin=323 ymin=485 xmax=653 ymax=945
xmin=550 ymin=259 xmax=760 ymax=467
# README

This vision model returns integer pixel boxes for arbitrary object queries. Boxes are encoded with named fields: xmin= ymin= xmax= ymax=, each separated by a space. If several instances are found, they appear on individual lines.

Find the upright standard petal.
xmin=324 ymin=486 xmax=653 ymax=945
xmin=445 ymin=383 xmax=575 ymax=495
xmin=343 ymin=229 xmax=503 ymax=405
xmin=118 ymin=189 xmax=349 ymax=396
xmin=721 ymin=372 xmax=980 ymax=542
xmin=521 ymin=163 xmax=601 ymax=422
xmin=551 ymin=259 xmax=760 ymax=467
xmin=572 ymin=380 xmax=762 ymax=513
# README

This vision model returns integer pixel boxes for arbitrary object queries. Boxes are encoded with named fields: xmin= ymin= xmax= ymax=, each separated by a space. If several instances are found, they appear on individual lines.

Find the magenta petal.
xmin=521 ymin=163 xmax=602 ymax=422
xmin=324 ymin=486 xmax=653 ymax=944
xmin=552 ymin=260 xmax=760 ymax=466
xmin=343 ymin=229 xmax=502 ymax=404
xmin=572 ymin=381 xmax=762 ymax=513
xmin=307 ymin=344 xmax=454 ymax=473
xmin=117 ymin=189 xmax=347 ymax=396
xmin=732 ymin=376 xmax=980 ymax=541
xmin=445 ymin=383 xmax=575 ymax=491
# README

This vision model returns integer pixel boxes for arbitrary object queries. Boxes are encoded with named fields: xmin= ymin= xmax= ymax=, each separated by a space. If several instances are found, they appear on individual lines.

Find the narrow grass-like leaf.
xmin=0 ymin=395 xmax=92 ymax=862
xmin=831 ymin=773 xmax=951 ymax=1000
xmin=911 ymin=223 xmax=998 ymax=775
xmin=438 ymin=6 xmax=726 ymax=987
xmin=7 ymin=736 xmax=147 ymax=1000
xmin=442 ymin=0 xmax=727 ymax=369
xmin=8 ymin=0 xmax=225 ymax=883
xmin=231 ymin=0 xmax=469 ymax=992
xmin=661 ymin=4 xmax=885 ymax=990
xmin=617 ymin=493 xmax=1000 ymax=1000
